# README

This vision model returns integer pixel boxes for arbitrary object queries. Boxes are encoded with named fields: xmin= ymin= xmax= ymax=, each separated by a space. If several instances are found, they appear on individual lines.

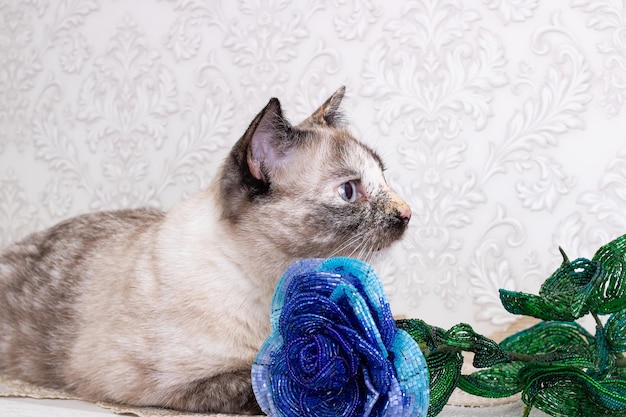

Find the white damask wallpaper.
xmin=1 ymin=0 xmax=626 ymax=337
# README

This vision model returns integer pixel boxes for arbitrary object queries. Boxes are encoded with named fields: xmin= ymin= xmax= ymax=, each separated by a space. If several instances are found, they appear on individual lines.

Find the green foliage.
xmin=457 ymin=362 xmax=525 ymax=398
xmin=606 ymin=310 xmax=626 ymax=354
xmin=519 ymin=364 xmax=626 ymax=417
xmin=397 ymin=319 xmax=463 ymax=417
xmin=399 ymin=233 xmax=626 ymax=417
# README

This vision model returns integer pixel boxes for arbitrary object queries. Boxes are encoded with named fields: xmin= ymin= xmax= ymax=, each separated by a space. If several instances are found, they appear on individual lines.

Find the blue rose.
xmin=252 ymin=258 xmax=429 ymax=417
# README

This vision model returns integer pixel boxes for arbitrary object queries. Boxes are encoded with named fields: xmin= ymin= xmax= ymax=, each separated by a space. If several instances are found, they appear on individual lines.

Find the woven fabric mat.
xmin=0 ymin=375 xmax=240 ymax=417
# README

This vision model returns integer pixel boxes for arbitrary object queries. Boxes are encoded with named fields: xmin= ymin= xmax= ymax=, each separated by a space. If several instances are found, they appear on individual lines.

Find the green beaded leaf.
xmin=438 ymin=323 xmax=476 ymax=350
xmin=498 ymin=290 xmax=576 ymax=321
xmin=606 ymin=310 xmax=626 ymax=354
xmin=589 ymin=325 xmax=615 ymax=379
xmin=500 ymin=321 xmax=596 ymax=365
xmin=396 ymin=319 xmax=463 ymax=417
xmin=425 ymin=350 xmax=463 ymax=417
xmin=539 ymin=258 xmax=598 ymax=316
xmin=520 ymin=364 xmax=626 ymax=417
xmin=458 ymin=362 xmax=525 ymax=398
xmin=472 ymin=333 xmax=511 ymax=368
xmin=499 ymin=258 xmax=600 ymax=321
xmin=589 ymin=233 xmax=626 ymax=314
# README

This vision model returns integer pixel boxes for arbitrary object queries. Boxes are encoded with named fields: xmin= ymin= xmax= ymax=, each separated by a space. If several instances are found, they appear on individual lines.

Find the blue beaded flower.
xmin=252 ymin=258 xmax=429 ymax=417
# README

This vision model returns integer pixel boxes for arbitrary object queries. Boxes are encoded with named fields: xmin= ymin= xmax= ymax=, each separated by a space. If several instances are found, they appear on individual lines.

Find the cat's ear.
xmin=245 ymin=97 xmax=291 ymax=182
xmin=306 ymin=86 xmax=346 ymax=127
xmin=219 ymin=98 xmax=292 ymax=220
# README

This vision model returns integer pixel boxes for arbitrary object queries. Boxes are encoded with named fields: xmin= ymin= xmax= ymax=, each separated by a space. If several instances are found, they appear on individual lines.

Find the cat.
xmin=0 ymin=86 xmax=411 ymax=414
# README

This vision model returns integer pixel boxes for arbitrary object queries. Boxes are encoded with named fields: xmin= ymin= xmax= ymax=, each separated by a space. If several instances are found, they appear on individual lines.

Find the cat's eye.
xmin=338 ymin=180 xmax=358 ymax=203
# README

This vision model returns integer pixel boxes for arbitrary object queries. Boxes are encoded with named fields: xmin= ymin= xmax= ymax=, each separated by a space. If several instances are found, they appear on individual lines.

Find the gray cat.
xmin=0 ymin=87 xmax=411 ymax=414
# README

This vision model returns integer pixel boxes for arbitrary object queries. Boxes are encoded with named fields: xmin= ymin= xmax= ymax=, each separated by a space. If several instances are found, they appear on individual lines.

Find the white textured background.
xmin=1 ymin=0 xmax=626 ymax=337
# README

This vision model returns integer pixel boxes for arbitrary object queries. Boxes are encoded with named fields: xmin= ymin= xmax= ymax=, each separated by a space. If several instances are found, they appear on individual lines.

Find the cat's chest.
xmin=157 ymin=256 xmax=274 ymax=345
xmin=146 ymin=284 xmax=272 ymax=377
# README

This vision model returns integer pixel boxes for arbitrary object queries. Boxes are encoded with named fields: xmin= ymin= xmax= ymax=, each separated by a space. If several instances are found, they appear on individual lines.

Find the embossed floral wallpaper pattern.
xmin=1 ymin=0 xmax=626 ymax=337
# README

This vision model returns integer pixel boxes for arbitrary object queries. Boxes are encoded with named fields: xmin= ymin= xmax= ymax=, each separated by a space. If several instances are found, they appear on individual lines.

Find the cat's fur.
xmin=0 ymin=87 xmax=411 ymax=414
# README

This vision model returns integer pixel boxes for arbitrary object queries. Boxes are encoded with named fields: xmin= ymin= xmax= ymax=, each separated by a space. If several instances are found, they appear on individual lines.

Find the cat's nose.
xmin=397 ymin=206 xmax=411 ymax=226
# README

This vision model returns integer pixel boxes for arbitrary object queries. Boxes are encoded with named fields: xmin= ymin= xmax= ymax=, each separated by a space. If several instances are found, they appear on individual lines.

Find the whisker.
xmin=343 ymin=238 xmax=360 ymax=259
xmin=329 ymin=232 xmax=364 ymax=258
xmin=349 ymin=237 xmax=368 ymax=261
xmin=364 ymin=247 xmax=374 ymax=264
xmin=328 ymin=228 xmax=383 ymax=263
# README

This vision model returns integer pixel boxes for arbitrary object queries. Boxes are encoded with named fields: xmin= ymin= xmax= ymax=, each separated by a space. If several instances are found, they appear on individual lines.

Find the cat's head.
xmin=218 ymin=86 xmax=411 ymax=262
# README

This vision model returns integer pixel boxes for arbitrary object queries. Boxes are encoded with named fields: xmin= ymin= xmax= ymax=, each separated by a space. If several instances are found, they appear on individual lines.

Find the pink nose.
xmin=399 ymin=206 xmax=411 ymax=226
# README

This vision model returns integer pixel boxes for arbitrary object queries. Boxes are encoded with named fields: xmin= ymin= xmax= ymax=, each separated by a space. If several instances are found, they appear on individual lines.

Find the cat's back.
xmin=0 ymin=208 xmax=164 ymax=387
xmin=0 ymin=208 xmax=164 ymax=285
